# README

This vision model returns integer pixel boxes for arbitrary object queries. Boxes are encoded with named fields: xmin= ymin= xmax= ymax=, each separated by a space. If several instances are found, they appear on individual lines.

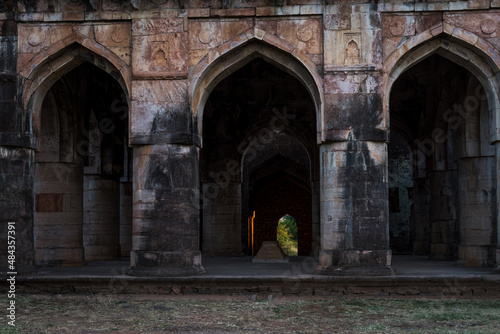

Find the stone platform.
xmin=4 ymin=256 xmax=500 ymax=298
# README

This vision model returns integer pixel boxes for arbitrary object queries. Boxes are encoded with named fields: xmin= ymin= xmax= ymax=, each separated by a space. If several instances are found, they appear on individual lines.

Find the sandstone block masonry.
xmin=1 ymin=0 xmax=500 ymax=276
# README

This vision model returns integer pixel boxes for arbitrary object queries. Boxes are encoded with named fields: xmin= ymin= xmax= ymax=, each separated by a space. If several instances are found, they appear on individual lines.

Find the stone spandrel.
xmin=132 ymin=18 xmax=188 ymax=77
xmin=130 ymin=79 xmax=192 ymax=145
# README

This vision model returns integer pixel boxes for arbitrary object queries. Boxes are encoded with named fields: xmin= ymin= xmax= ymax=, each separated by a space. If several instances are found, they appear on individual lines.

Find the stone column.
xmin=120 ymin=182 xmax=133 ymax=258
xmin=320 ymin=1 xmax=391 ymax=275
xmin=495 ymin=143 xmax=500 ymax=273
xmin=0 ymin=16 xmax=35 ymax=275
xmin=311 ymin=180 xmax=321 ymax=256
xmin=128 ymin=144 xmax=204 ymax=276
xmin=318 ymin=140 xmax=393 ymax=275
xmin=457 ymin=157 xmax=495 ymax=267
xmin=412 ymin=178 xmax=431 ymax=254
xmin=83 ymin=176 xmax=120 ymax=261
xmin=0 ymin=148 xmax=35 ymax=275
xmin=429 ymin=170 xmax=458 ymax=261
xmin=127 ymin=71 xmax=201 ymax=275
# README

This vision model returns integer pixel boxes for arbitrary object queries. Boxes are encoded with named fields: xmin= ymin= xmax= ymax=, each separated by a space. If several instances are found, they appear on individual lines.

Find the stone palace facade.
xmin=1 ymin=0 xmax=500 ymax=276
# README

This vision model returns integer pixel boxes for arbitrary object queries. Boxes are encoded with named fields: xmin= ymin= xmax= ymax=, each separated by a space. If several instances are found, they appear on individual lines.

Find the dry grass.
xmin=1 ymin=294 xmax=500 ymax=333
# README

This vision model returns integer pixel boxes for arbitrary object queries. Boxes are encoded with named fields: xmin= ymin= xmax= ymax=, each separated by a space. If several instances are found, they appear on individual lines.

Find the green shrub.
xmin=277 ymin=215 xmax=298 ymax=256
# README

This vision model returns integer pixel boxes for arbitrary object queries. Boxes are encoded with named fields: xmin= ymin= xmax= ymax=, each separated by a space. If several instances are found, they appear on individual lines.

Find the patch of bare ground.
xmin=1 ymin=294 xmax=500 ymax=334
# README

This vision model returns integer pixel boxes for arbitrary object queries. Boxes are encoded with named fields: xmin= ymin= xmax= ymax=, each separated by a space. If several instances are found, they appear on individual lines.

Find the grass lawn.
xmin=1 ymin=294 xmax=500 ymax=333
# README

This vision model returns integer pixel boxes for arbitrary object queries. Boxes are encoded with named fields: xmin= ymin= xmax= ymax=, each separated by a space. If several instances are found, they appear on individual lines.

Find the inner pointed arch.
xmin=385 ymin=34 xmax=500 ymax=139
xmin=23 ymin=42 xmax=130 ymax=143
xmin=190 ymin=39 xmax=323 ymax=144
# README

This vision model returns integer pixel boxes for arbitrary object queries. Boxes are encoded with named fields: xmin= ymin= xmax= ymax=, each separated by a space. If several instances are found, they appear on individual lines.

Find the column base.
xmin=458 ymin=245 xmax=490 ymax=267
xmin=494 ymin=249 xmax=500 ymax=274
xmin=127 ymin=251 xmax=205 ymax=277
xmin=316 ymin=249 xmax=395 ymax=276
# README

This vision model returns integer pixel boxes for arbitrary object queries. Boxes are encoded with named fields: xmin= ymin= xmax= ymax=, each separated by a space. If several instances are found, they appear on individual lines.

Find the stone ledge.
xmin=324 ymin=65 xmax=380 ymax=74
xmin=127 ymin=265 xmax=205 ymax=277
xmin=317 ymin=265 xmax=395 ymax=276
xmin=210 ymin=8 xmax=256 ymax=17
xmin=130 ymin=133 xmax=194 ymax=146
xmin=0 ymin=133 xmax=38 ymax=149
xmin=11 ymin=275 xmax=500 ymax=297
xmin=256 ymin=6 xmax=300 ymax=16
xmin=252 ymin=258 xmax=290 ymax=263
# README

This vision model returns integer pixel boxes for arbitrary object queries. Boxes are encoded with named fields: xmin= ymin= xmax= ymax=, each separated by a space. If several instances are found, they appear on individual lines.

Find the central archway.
xmin=199 ymin=52 xmax=320 ymax=257
xmin=190 ymin=38 xmax=324 ymax=143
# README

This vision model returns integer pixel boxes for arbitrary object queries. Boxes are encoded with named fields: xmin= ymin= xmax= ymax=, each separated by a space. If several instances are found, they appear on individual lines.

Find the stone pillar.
xmin=494 ymin=143 xmax=500 ymax=273
xmin=317 ymin=140 xmax=393 ymax=275
xmin=311 ymin=180 xmax=321 ymax=256
xmin=120 ymin=182 xmax=133 ymax=258
xmin=128 ymin=144 xmax=204 ymax=276
xmin=412 ymin=178 xmax=431 ymax=255
xmin=0 ymin=16 xmax=35 ymax=275
xmin=429 ymin=170 xmax=458 ymax=261
xmin=457 ymin=157 xmax=495 ymax=266
xmin=0 ymin=148 xmax=36 ymax=275
xmin=83 ymin=175 xmax=120 ymax=261
xmin=202 ymin=181 xmax=242 ymax=256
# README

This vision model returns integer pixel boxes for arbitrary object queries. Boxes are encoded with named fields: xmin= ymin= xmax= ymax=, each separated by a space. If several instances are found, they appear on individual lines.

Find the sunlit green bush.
xmin=277 ymin=215 xmax=298 ymax=256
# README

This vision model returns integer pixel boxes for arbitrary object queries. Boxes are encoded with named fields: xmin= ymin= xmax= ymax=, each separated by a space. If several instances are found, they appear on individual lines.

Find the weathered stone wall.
xmin=2 ymin=0 xmax=500 ymax=276
xmin=0 ymin=11 xmax=35 ymax=275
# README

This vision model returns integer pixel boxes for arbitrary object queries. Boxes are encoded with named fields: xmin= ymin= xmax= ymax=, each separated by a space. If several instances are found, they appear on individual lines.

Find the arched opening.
xmin=277 ymin=214 xmax=298 ymax=256
xmin=191 ymin=39 xmax=324 ymax=143
xmin=248 ymin=157 xmax=312 ymax=256
xmin=34 ymin=62 xmax=131 ymax=267
xmin=389 ymin=53 xmax=496 ymax=266
xmin=200 ymin=56 xmax=319 ymax=258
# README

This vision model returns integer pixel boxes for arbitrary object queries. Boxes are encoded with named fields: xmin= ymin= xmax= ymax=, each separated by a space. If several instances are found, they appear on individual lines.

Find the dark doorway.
xmin=34 ymin=62 xmax=131 ymax=266
xmin=389 ymin=54 xmax=496 ymax=266
xmin=200 ymin=57 xmax=318 ymax=257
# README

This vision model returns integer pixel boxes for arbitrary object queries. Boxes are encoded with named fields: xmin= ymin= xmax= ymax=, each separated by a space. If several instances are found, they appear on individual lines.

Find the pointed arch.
xmin=19 ymin=34 xmax=131 ymax=143
xmin=190 ymin=28 xmax=324 ymax=144
xmin=242 ymin=132 xmax=312 ymax=184
xmin=383 ymin=24 xmax=500 ymax=142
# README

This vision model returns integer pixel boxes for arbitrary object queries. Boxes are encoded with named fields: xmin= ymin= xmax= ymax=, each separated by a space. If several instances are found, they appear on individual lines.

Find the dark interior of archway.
xmin=249 ymin=157 xmax=312 ymax=256
xmin=389 ymin=54 xmax=495 ymax=263
xmin=202 ymin=58 xmax=316 ymax=176
xmin=201 ymin=57 xmax=317 ymax=256
xmin=39 ymin=63 xmax=129 ymax=175
xmin=35 ymin=62 xmax=132 ymax=267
